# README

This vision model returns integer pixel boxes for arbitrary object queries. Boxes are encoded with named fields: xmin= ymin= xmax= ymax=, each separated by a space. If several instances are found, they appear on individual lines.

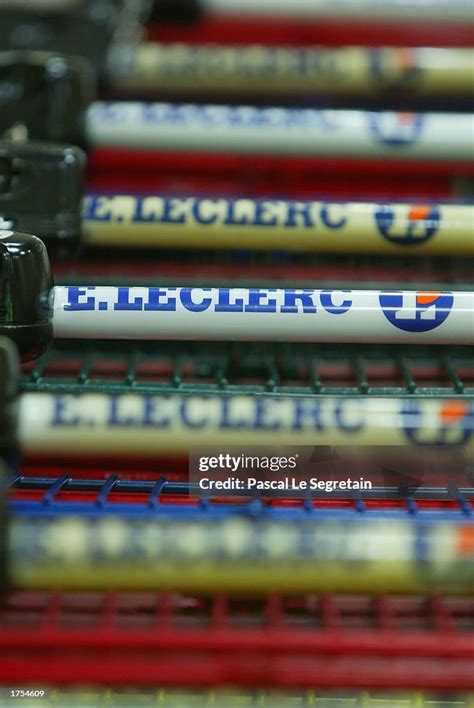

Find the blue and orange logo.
xmin=402 ymin=399 xmax=473 ymax=446
xmin=368 ymin=111 xmax=424 ymax=146
xmin=370 ymin=48 xmax=422 ymax=88
xmin=375 ymin=204 xmax=440 ymax=246
xmin=379 ymin=290 xmax=454 ymax=332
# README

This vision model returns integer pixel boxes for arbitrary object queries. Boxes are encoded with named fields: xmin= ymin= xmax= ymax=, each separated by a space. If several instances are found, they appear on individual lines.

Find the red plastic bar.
xmin=148 ymin=17 xmax=474 ymax=49
xmin=88 ymin=149 xmax=474 ymax=200
xmin=0 ymin=593 xmax=472 ymax=689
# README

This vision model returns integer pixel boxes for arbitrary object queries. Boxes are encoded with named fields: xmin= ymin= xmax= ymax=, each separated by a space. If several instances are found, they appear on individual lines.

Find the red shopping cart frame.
xmin=0 ymin=592 xmax=473 ymax=689
xmin=148 ymin=15 xmax=474 ymax=49
xmin=87 ymin=150 xmax=474 ymax=201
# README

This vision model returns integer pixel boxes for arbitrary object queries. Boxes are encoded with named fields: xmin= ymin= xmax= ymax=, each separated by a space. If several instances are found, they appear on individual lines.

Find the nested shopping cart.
xmin=7 ymin=236 xmax=472 ymax=700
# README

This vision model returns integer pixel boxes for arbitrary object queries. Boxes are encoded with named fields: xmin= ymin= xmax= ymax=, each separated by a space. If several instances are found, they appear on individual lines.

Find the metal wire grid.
xmin=0 ymin=591 xmax=473 ymax=690
xmin=20 ymin=342 xmax=474 ymax=397
xmin=8 ymin=474 xmax=474 ymax=518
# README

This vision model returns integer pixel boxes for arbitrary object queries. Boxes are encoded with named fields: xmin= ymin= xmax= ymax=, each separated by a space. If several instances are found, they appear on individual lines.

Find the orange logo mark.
xmin=416 ymin=291 xmax=441 ymax=305
xmin=457 ymin=526 xmax=474 ymax=555
xmin=408 ymin=205 xmax=432 ymax=221
xmin=395 ymin=49 xmax=417 ymax=73
xmin=398 ymin=112 xmax=417 ymax=125
xmin=441 ymin=400 xmax=469 ymax=425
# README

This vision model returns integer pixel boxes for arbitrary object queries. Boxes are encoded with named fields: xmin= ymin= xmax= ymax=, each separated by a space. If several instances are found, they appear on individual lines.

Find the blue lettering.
xmin=284 ymin=202 xmax=314 ymax=228
xmin=107 ymin=396 xmax=137 ymax=426
xmin=320 ymin=203 xmax=347 ymax=229
xmin=320 ymin=290 xmax=352 ymax=315
xmin=220 ymin=397 xmax=246 ymax=429
xmin=133 ymin=197 xmax=155 ymax=223
xmin=193 ymin=199 xmax=219 ymax=225
xmin=253 ymin=397 xmax=281 ymax=430
xmin=161 ymin=198 xmax=186 ymax=224
xmin=180 ymin=288 xmax=212 ymax=313
xmin=63 ymin=286 xmax=96 ymax=311
xmin=180 ymin=397 xmax=208 ymax=428
xmin=335 ymin=400 xmax=364 ymax=432
xmin=254 ymin=201 xmax=278 ymax=227
xmin=194 ymin=105 xmax=220 ymax=126
xmin=245 ymin=288 xmax=277 ymax=313
xmin=141 ymin=103 xmax=157 ymax=122
xmin=215 ymin=288 xmax=244 ymax=313
xmin=83 ymin=196 xmax=113 ymax=222
xmin=284 ymin=109 xmax=312 ymax=129
xmin=142 ymin=396 xmax=171 ymax=427
xmin=292 ymin=399 xmax=324 ymax=431
xmin=144 ymin=287 xmax=177 ymax=312
xmin=281 ymin=289 xmax=316 ymax=314
xmin=295 ymin=49 xmax=308 ymax=76
xmin=96 ymin=103 xmax=124 ymax=122
xmin=114 ymin=287 xmax=143 ymax=311
xmin=51 ymin=396 xmax=80 ymax=426
xmin=155 ymin=104 xmax=187 ymax=124
xmin=223 ymin=200 xmax=250 ymax=226
xmin=227 ymin=106 xmax=267 ymax=127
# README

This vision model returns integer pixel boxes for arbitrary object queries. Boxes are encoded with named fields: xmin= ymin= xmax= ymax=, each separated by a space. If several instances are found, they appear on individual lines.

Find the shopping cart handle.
xmin=0 ymin=231 xmax=53 ymax=361
xmin=0 ymin=141 xmax=85 ymax=258
xmin=0 ymin=1 xmax=154 ymax=76
xmin=0 ymin=51 xmax=94 ymax=146
xmin=1 ymin=229 xmax=473 ymax=358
